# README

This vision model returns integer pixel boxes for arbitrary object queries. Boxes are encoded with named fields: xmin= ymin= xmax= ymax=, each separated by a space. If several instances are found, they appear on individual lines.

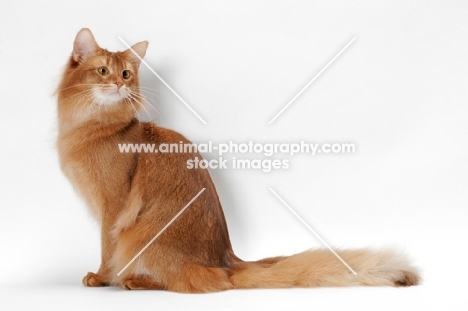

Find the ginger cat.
xmin=57 ymin=28 xmax=420 ymax=292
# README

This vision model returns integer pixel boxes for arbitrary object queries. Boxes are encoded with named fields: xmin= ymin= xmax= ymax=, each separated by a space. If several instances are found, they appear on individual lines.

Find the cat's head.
xmin=58 ymin=28 xmax=148 ymax=129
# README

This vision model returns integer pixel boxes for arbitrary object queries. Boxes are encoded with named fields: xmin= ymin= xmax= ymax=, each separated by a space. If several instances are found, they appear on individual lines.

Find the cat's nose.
xmin=115 ymin=82 xmax=123 ymax=89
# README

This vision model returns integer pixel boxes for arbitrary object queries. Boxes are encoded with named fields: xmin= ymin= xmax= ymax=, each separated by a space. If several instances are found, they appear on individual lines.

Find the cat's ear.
xmin=126 ymin=41 xmax=149 ymax=64
xmin=73 ymin=28 xmax=99 ymax=62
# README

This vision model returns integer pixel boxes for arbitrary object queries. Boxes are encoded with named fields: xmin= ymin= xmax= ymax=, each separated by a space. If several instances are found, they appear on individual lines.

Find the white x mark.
xmin=268 ymin=37 xmax=356 ymax=124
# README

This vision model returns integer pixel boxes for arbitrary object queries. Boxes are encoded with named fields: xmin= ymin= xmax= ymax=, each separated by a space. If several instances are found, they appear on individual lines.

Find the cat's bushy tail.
xmin=230 ymin=248 xmax=420 ymax=288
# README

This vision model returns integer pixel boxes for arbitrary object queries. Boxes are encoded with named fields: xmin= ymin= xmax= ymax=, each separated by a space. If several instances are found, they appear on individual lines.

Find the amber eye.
xmin=97 ymin=67 xmax=109 ymax=76
xmin=122 ymin=70 xmax=131 ymax=79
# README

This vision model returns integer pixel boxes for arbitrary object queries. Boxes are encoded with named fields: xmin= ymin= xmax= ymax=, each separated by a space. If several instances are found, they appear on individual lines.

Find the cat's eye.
xmin=122 ymin=70 xmax=131 ymax=79
xmin=97 ymin=67 xmax=109 ymax=76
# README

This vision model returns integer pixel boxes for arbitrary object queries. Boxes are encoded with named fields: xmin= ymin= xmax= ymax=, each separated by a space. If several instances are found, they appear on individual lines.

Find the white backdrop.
xmin=1 ymin=0 xmax=467 ymax=310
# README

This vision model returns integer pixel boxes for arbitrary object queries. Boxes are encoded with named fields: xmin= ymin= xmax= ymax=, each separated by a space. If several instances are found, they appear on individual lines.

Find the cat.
xmin=57 ymin=28 xmax=420 ymax=292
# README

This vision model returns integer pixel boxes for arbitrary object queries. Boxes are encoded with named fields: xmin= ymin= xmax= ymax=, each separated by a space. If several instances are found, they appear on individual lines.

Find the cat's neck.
xmin=59 ymin=118 xmax=140 ymax=145
xmin=57 ymin=98 xmax=136 ymax=135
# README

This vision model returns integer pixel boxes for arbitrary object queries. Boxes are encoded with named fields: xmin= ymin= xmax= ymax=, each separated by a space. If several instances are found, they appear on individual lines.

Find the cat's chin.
xmin=92 ymin=89 xmax=127 ymax=106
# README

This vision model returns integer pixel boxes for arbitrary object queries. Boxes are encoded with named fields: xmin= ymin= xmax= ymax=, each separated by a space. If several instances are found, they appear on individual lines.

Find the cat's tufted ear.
xmin=73 ymin=28 xmax=99 ymax=62
xmin=126 ymin=41 xmax=149 ymax=64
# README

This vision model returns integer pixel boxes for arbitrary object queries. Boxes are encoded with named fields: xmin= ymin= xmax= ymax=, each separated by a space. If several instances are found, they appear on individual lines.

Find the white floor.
xmin=0 ymin=281 xmax=463 ymax=311
xmin=2 ymin=230 xmax=467 ymax=310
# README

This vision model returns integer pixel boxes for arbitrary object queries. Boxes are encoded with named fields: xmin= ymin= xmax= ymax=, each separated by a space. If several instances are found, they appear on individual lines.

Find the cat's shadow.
xmin=136 ymin=68 xmax=172 ymax=126
xmin=208 ymin=167 xmax=247 ymax=253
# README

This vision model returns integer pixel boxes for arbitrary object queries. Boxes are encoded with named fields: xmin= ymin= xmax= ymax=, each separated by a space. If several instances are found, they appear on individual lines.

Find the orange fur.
xmin=57 ymin=29 xmax=420 ymax=292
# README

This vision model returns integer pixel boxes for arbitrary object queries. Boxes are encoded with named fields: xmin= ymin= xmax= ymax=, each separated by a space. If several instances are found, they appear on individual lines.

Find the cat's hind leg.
xmin=121 ymin=275 xmax=166 ymax=290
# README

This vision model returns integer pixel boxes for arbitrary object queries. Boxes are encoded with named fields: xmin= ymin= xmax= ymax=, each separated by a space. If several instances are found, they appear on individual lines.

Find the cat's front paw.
xmin=82 ymin=272 xmax=109 ymax=287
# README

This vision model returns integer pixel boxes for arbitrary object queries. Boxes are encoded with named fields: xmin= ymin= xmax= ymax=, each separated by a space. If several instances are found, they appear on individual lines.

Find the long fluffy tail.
xmin=230 ymin=248 xmax=420 ymax=288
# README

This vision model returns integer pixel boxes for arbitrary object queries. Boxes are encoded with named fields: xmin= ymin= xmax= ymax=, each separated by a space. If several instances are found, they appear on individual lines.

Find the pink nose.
xmin=115 ymin=82 xmax=123 ymax=89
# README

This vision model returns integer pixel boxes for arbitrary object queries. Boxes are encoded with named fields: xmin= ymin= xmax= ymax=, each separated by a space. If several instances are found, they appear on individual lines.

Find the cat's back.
xmin=135 ymin=122 xmax=204 ymax=182
xmin=138 ymin=122 xmax=192 ymax=145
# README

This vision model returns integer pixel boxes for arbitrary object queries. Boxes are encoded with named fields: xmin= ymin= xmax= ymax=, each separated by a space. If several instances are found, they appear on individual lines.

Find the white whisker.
xmin=124 ymin=98 xmax=139 ymax=117
xmin=57 ymin=84 xmax=102 ymax=92
xmin=59 ymin=88 xmax=95 ymax=105
xmin=74 ymin=91 xmax=95 ymax=117
xmin=129 ymin=91 xmax=161 ymax=114
xmin=128 ymin=94 xmax=152 ymax=121
xmin=129 ymin=90 xmax=164 ymax=124
xmin=61 ymin=81 xmax=165 ymax=125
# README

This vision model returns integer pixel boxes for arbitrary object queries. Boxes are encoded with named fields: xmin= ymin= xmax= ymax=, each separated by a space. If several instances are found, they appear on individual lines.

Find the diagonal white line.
xmin=117 ymin=188 xmax=206 ymax=276
xmin=268 ymin=37 xmax=356 ymax=124
xmin=268 ymin=188 xmax=357 ymax=275
xmin=118 ymin=36 xmax=207 ymax=124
